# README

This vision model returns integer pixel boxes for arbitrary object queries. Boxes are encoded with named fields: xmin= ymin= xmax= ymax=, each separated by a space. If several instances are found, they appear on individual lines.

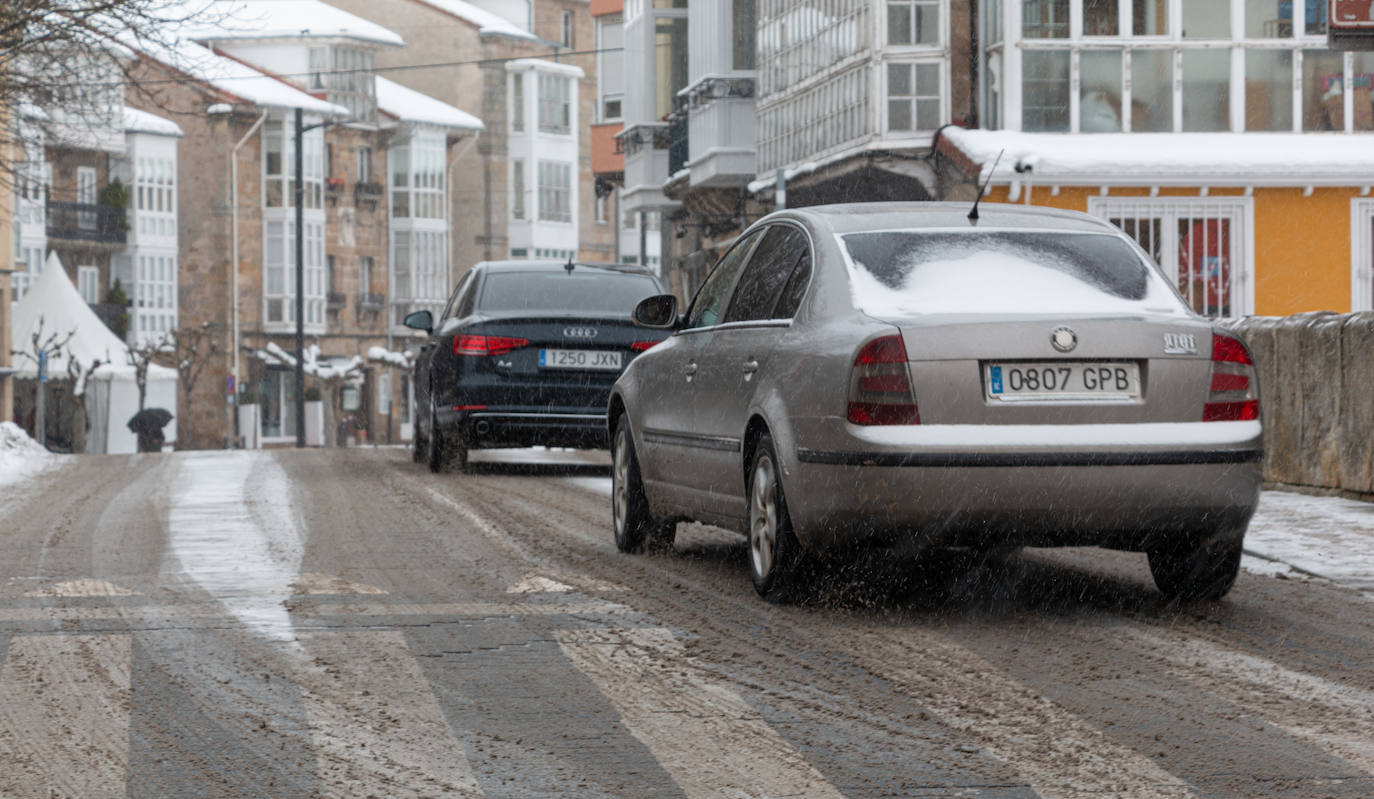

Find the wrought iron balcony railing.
xmin=46 ymin=201 xmax=128 ymax=245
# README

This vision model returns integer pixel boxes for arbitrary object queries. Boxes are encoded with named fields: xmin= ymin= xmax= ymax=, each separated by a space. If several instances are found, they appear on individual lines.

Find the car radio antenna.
xmin=967 ymin=148 xmax=1005 ymax=223
xmin=564 ymin=255 xmax=575 ymax=273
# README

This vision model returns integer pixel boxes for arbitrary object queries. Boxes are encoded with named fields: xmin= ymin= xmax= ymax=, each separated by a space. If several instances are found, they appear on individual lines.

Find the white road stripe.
xmin=24 ymin=578 xmax=139 ymax=597
xmin=1122 ymin=627 xmax=1374 ymax=772
xmin=167 ymin=452 xmax=303 ymax=641
xmin=0 ymin=597 xmax=636 ymax=624
xmin=558 ymin=626 xmax=847 ymax=799
xmin=0 ymin=634 xmax=132 ymax=798
xmin=858 ymin=629 xmax=1196 ymax=799
xmin=295 ymin=630 xmax=486 ymax=798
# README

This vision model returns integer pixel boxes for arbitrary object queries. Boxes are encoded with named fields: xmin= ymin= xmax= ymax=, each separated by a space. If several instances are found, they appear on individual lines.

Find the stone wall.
xmin=1223 ymin=312 xmax=1374 ymax=494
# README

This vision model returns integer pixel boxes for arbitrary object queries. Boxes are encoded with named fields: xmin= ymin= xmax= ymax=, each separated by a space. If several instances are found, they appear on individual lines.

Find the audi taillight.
xmin=847 ymin=334 xmax=919 ymax=425
xmin=1204 ymin=332 xmax=1259 ymax=422
xmin=453 ymin=334 xmax=530 ymax=356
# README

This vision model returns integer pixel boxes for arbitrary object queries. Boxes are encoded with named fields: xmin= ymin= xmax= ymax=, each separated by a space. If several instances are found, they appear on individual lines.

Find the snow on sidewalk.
xmin=1247 ymin=490 xmax=1374 ymax=591
xmin=0 ymin=422 xmax=58 ymax=499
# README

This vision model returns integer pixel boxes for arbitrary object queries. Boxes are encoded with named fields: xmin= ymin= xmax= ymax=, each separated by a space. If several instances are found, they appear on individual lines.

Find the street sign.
xmin=1330 ymin=0 xmax=1374 ymax=48
xmin=37 ymin=349 xmax=49 ymax=383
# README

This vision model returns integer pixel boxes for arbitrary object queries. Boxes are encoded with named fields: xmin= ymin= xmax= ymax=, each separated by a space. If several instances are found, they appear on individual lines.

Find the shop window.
xmin=1080 ymin=50 xmax=1123 ymax=132
xmin=1302 ymin=49 xmax=1345 ymax=131
xmin=1133 ymin=0 xmax=1169 ymax=35
xmin=1023 ymin=0 xmax=1068 ymax=38
xmin=1183 ymin=0 xmax=1230 ymax=38
xmin=1131 ymin=49 xmax=1173 ymax=132
xmin=1083 ymin=0 xmax=1118 ymax=35
xmin=1182 ymin=49 xmax=1231 ymax=131
xmin=1022 ymin=50 xmax=1069 ymax=131
xmin=1245 ymin=49 xmax=1294 ymax=131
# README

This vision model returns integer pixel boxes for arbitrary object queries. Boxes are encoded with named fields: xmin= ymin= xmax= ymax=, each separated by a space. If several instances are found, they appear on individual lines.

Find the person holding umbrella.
xmin=128 ymin=408 xmax=173 ymax=453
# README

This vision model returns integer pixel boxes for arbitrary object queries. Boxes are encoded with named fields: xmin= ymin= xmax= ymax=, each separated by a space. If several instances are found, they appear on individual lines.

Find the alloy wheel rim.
xmin=612 ymin=430 xmax=629 ymax=536
xmin=749 ymin=456 xmax=777 ymax=579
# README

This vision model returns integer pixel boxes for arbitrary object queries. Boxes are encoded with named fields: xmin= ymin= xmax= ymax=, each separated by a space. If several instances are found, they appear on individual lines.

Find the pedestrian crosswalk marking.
xmin=858 ymin=629 xmax=1197 ymax=799
xmin=290 ymin=572 xmax=388 ymax=595
xmin=24 ymin=578 xmax=139 ymax=597
xmin=1122 ymin=627 xmax=1374 ymax=773
xmin=558 ymin=626 xmax=848 ymax=799
xmin=506 ymin=573 xmax=575 ymax=593
xmin=295 ymin=629 xmax=486 ymax=798
xmin=0 ymin=634 xmax=131 ymax=798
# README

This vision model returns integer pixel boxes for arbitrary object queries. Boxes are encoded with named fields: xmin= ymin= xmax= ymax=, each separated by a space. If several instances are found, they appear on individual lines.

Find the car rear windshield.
xmin=478 ymin=271 xmax=662 ymax=315
xmin=839 ymin=231 xmax=1187 ymax=317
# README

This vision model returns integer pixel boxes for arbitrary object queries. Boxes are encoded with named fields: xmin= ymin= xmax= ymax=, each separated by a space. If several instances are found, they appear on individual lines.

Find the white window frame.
xmin=562 ymin=10 xmax=575 ymax=48
xmin=1352 ymin=198 xmax=1374 ymax=311
xmin=77 ymin=265 xmax=98 ymax=304
xmin=597 ymin=17 xmax=625 ymax=123
xmin=538 ymin=73 xmax=572 ymax=135
xmin=884 ymin=0 xmax=946 ymax=48
xmin=1089 ymin=195 xmax=1255 ymax=317
xmin=512 ymin=158 xmax=526 ymax=220
xmin=537 ymin=160 xmax=572 ymax=222
xmin=883 ymin=59 xmax=947 ymax=135
xmin=998 ymin=0 xmax=1354 ymax=133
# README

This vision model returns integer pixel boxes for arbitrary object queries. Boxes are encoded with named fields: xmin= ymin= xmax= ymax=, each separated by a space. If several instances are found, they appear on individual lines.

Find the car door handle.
xmin=742 ymin=360 xmax=759 ymax=373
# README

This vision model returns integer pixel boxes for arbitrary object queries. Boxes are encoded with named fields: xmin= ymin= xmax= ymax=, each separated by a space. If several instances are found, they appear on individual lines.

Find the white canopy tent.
xmin=10 ymin=254 xmax=177 ymax=453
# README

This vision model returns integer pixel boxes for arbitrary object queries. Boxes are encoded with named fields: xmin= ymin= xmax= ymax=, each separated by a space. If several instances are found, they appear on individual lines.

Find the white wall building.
xmin=506 ymin=59 xmax=584 ymax=261
xmin=113 ymin=108 xmax=183 ymax=347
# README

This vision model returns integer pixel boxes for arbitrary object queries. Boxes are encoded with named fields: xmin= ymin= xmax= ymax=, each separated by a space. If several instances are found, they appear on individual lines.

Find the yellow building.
xmin=938 ymin=129 xmax=1374 ymax=318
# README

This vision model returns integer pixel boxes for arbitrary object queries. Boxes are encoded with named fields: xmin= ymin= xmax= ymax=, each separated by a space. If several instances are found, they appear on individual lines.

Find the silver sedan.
xmin=608 ymin=203 xmax=1262 ymax=602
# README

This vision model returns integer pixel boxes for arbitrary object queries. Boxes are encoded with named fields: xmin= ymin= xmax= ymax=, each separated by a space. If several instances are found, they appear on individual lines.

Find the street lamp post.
xmin=294 ymin=108 xmax=306 ymax=448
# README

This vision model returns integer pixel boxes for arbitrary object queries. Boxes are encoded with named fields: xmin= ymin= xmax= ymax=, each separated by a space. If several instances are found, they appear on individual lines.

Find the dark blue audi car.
xmin=404 ymin=260 xmax=670 ymax=472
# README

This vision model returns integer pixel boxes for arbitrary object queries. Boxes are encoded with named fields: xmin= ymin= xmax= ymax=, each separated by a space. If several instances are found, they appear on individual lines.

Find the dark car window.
xmin=772 ymin=251 xmax=812 ymax=319
xmin=439 ymin=271 xmax=475 ymax=323
xmin=723 ymin=225 xmax=810 ymax=323
xmin=477 ymin=270 xmax=662 ymax=315
xmin=684 ymin=230 xmax=764 ymax=330
xmin=840 ymin=231 xmax=1186 ymax=316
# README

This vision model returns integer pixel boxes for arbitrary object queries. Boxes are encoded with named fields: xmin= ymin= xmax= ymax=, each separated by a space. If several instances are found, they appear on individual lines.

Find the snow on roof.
xmin=376 ymin=76 xmax=484 ymax=131
xmin=132 ymin=35 xmax=346 ymax=115
xmin=943 ymin=128 xmax=1374 ymax=186
xmin=183 ymin=0 xmax=404 ymax=47
xmin=123 ymin=106 xmax=184 ymax=137
xmin=410 ymin=0 xmax=539 ymax=41
xmin=505 ymin=58 xmax=584 ymax=78
xmin=10 ymin=254 xmax=177 ymax=383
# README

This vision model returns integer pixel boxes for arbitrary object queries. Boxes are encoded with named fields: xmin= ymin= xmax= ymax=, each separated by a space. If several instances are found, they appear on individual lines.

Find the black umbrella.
xmin=128 ymin=407 xmax=173 ymax=436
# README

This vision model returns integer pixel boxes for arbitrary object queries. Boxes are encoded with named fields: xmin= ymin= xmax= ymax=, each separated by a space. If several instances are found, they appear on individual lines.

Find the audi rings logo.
xmin=563 ymin=326 xmax=599 ymax=339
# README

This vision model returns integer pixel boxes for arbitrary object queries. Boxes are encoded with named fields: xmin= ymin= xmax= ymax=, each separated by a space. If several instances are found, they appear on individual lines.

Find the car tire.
xmin=1147 ymin=533 xmax=1243 ymax=602
xmin=611 ymin=418 xmax=674 ymax=553
xmin=425 ymin=399 xmax=468 ymax=474
xmin=411 ymin=409 xmax=425 ymax=463
xmin=747 ymin=433 xmax=807 ymax=602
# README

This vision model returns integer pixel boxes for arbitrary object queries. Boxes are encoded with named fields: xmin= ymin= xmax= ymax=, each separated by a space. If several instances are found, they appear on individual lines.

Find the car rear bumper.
xmin=783 ymin=419 xmax=1263 ymax=554
xmin=436 ymin=407 xmax=608 ymax=449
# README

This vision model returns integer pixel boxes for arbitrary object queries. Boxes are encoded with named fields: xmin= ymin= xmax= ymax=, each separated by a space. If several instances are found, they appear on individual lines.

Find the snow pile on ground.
xmin=0 ymin=421 xmax=57 ymax=494
xmin=1247 ymin=490 xmax=1374 ymax=591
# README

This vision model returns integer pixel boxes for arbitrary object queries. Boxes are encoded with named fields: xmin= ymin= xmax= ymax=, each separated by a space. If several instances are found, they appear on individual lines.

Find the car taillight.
xmin=630 ymin=340 xmax=660 ymax=352
xmin=847 ymin=334 xmax=919 ymax=425
xmin=453 ymin=334 xmax=529 ymax=356
xmin=1204 ymin=332 xmax=1259 ymax=422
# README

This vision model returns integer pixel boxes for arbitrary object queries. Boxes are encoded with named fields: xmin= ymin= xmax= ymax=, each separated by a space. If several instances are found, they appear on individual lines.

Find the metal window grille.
xmin=1089 ymin=197 xmax=1251 ymax=318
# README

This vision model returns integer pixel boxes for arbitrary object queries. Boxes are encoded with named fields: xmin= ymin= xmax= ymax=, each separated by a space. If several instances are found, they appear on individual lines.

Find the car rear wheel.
xmin=611 ymin=418 xmax=674 ymax=553
xmin=411 ymin=410 xmax=425 ymax=463
xmin=1147 ymin=534 xmax=1243 ymax=602
xmin=426 ymin=398 xmax=468 ymax=474
xmin=747 ymin=433 xmax=807 ymax=601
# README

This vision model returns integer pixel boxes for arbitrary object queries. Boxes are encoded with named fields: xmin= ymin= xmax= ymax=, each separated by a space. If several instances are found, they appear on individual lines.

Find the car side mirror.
xmin=632 ymin=294 xmax=679 ymax=329
xmin=403 ymin=309 xmax=433 ymax=334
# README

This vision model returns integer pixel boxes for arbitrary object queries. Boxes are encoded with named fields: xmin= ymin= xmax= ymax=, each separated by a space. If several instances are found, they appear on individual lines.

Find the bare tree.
xmin=125 ymin=335 xmax=160 ymax=411
xmin=0 ymin=0 xmax=219 ymax=191
xmin=157 ymin=322 xmax=218 ymax=442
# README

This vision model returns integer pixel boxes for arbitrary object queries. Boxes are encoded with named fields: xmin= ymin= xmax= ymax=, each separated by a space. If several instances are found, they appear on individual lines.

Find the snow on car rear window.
xmin=479 ymin=271 xmax=661 ymax=315
xmin=839 ymin=231 xmax=1185 ymax=317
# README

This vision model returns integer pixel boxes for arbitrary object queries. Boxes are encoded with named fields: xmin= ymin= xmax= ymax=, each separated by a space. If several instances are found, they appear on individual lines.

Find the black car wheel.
xmin=747 ymin=433 xmax=807 ymax=601
xmin=426 ymin=397 xmax=468 ymax=474
xmin=611 ymin=418 xmax=674 ymax=553
xmin=1147 ymin=533 xmax=1243 ymax=602
xmin=411 ymin=404 xmax=425 ymax=463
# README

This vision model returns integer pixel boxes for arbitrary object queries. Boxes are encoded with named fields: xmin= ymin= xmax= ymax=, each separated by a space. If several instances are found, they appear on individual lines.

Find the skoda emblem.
xmin=1050 ymin=326 xmax=1078 ymax=353
xmin=563 ymin=326 xmax=598 ymax=339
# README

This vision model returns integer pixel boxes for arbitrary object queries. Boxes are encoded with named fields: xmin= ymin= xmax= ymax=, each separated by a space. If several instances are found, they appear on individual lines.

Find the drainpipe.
xmin=228 ymin=108 xmax=268 ymax=443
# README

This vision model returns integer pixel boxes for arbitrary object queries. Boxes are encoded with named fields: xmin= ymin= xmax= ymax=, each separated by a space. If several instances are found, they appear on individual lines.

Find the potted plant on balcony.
xmin=325 ymin=176 xmax=346 ymax=192
xmin=98 ymin=178 xmax=131 ymax=233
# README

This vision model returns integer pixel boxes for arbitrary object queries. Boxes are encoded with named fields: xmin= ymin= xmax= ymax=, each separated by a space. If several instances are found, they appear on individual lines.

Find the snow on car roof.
xmin=787 ymin=202 xmax=1116 ymax=235
xmin=943 ymin=127 xmax=1374 ymax=186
